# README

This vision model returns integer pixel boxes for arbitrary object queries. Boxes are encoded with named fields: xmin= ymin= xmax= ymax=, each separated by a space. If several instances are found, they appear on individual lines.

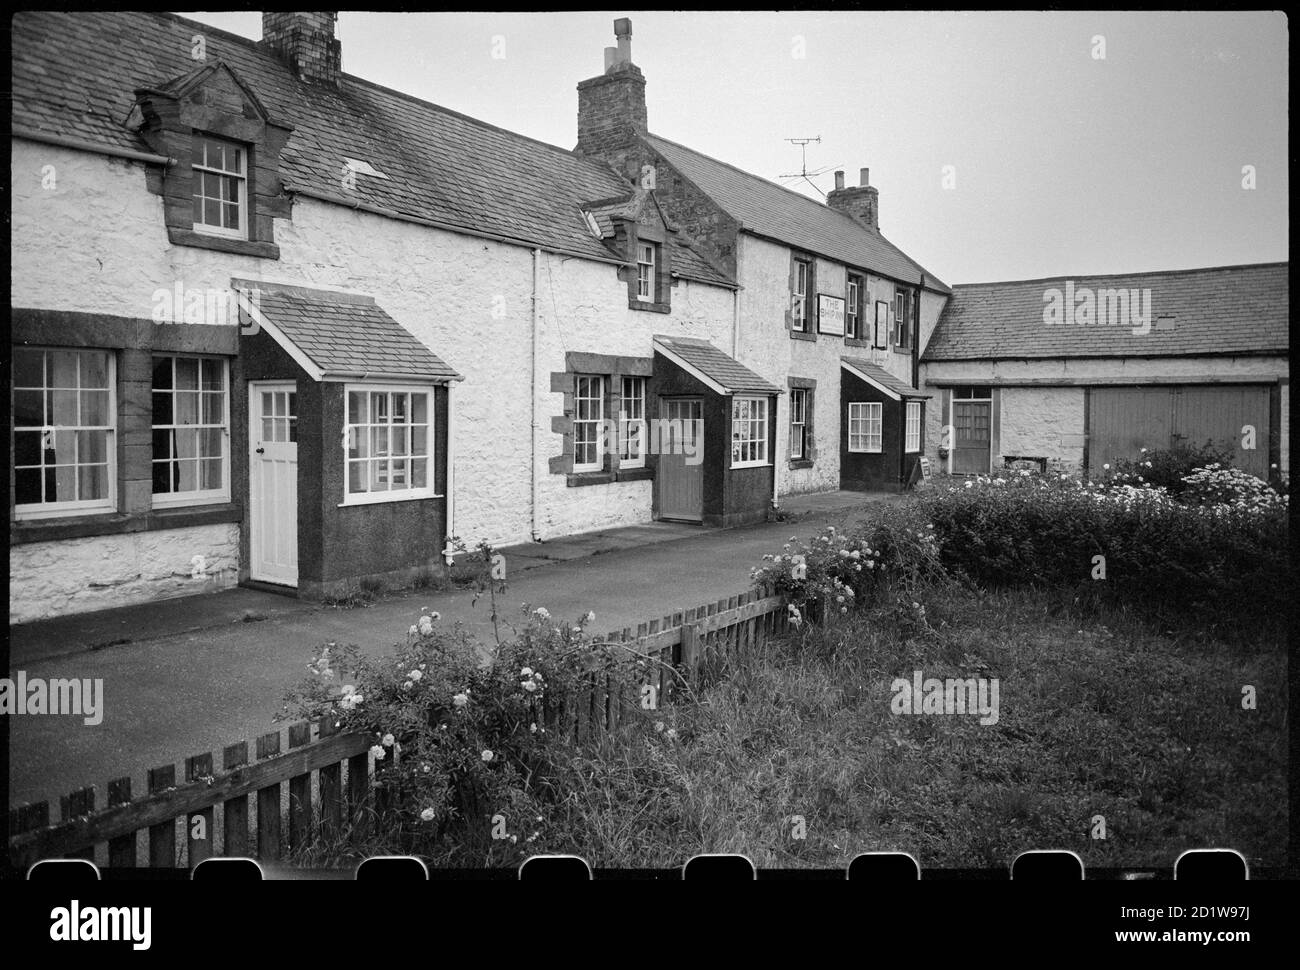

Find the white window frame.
xmin=151 ymin=355 xmax=231 ymax=509
xmin=789 ymin=388 xmax=808 ymax=460
xmin=792 ymin=259 xmax=810 ymax=331
xmin=905 ymin=401 xmax=922 ymax=453
xmin=847 ymin=275 xmax=862 ymax=339
xmin=619 ymin=376 xmax=646 ymax=469
xmin=192 ymin=134 xmax=248 ymax=240
xmin=342 ymin=384 xmax=437 ymax=506
xmin=636 ymin=243 xmax=656 ymax=302
xmin=12 ymin=348 xmax=118 ymax=519
xmin=573 ymin=375 xmax=605 ymax=473
xmin=893 ymin=290 xmax=911 ymax=348
xmin=848 ymin=402 xmax=883 ymax=454
xmin=731 ymin=395 xmax=769 ymax=468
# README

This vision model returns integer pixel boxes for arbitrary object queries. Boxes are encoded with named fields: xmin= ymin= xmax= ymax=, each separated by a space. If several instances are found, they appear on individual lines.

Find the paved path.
xmin=8 ymin=492 xmax=893 ymax=807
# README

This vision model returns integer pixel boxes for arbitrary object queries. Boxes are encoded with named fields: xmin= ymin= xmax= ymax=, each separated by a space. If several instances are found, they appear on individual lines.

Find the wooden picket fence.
xmin=7 ymin=584 xmax=790 ymax=870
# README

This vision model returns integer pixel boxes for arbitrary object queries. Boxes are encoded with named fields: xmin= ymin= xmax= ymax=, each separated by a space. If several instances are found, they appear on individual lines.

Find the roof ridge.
xmin=950 ymin=261 xmax=1290 ymax=289
xmin=152 ymin=10 xmax=626 ymax=180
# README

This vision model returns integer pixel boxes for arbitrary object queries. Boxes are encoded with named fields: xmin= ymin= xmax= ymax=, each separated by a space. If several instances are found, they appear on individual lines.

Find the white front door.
xmin=249 ymin=383 xmax=298 ymax=586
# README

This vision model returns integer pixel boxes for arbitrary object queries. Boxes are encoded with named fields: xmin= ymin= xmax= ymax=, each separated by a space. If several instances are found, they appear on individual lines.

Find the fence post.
xmin=222 ymin=741 xmax=250 ymax=857
xmin=681 ymin=620 xmax=699 ymax=675
xmin=185 ymin=752 xmax=215 ymax=869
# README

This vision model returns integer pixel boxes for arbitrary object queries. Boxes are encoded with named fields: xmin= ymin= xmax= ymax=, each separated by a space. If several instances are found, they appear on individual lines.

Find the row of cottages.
xmin=919 ymin=263 xmax=1289 ymax=482
xmin=9 ymin=12 xmax=949 ymax=623
xmin=572 ymin=20 xmax=951 ymax=498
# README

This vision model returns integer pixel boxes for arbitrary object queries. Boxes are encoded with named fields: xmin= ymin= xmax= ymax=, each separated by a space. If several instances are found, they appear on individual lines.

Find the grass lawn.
xmin=293 ymin=581 xmax=1286 ymax=870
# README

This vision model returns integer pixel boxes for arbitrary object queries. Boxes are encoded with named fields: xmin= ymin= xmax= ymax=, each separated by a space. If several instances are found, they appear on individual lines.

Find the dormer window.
xmin=192 ymin=135 xmax=247 ymax=239
xmin=636 ymin=242 xmax=657 ymax=301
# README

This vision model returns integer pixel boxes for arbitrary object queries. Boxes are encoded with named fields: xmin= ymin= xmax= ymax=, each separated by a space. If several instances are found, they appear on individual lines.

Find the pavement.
xmin=7 ymin=489 xmax=893 ymax=807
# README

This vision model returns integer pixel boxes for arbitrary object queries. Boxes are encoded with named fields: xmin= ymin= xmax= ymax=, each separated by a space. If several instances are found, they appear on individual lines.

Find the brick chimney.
xmin=828 ymin=166 xmax=879 ymax=230
xmin=576 ymin=18 xmax=647 ymax=161
xmin=262 ymin=12 xmax=341 ymax=86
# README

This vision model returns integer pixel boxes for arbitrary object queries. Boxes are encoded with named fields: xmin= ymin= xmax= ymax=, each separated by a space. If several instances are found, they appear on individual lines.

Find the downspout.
xmin=531 ymin=248 xmax=542 ymax=542
xmin=445 ymin=380 xmax=456 ymax=559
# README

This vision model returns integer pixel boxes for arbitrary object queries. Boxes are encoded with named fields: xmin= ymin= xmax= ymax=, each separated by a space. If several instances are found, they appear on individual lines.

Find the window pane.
xmin=223 ymin=202 xmax=239 ymax=230
xmin=50 ymin=351 xmax=79 ymax=388
xmin=81 ymin=352 xmax=109 ymax=389
xmin=153 ymin=357 xmax=173 ymax=390
xmin=411 ymin=426 xmax=427 ymax=456
xmin=348 ymin=461 xmax=366 ymax=493
xmin=14 ymin=430 xmax=40 ymax=466
xmin=13 ymin=348 xmax=44 ymax=388
xmin=371 ymin=392 xmax=387 ymax=421
xmin=15 ymin=467 xmax=41 ymax=505
xmin=175 ymin=392 xmax=198 ymax=426
xmin=77 ymin=430 xmax=108 ymax=464
xmin=412 ymin=394 xmax=427 ymax=424
xmin=287 ymin=393 xmax=297 ymax=419
xmin=261 ymin=417 xmax=273 ymax=442
xmin=175 ymin=428 xmax=199 ymax=460
xmin=391 ymin=426 xmax=409 ymax=456
xmin=349 ymin=391 xmax=367 ymax=424
xmin=412 ymin=458 xmax=428 ymax=488
xmin=288 ymin=417 xmax=297 ymax=443
xmin=392 ymin=394 xmax=408 ymax=423
xmin=14 ymin=390 xmax=43 ymax=427
xmin=200 ymin=359 xmax=224 ymax=390
xmin=177 ymin=459 xmax=198 ymax=492
xmin=202 ymin=392 xmax=224 ymax=424
xmin=348 ymin=427 xmax=367 ymax=459
xmin=53 ymin=390 xmax=78 ymax=426
xmin=273 ymin=392 xmax=286 ymax=417
xmin=52 ymin=465 xmax=75 ymax=503
xmin=153 ymin=428 xmax=173 ymax=461
xmin=204 ymin=198 xmax=220 ymax=226
xmin=82 ymin=390 xmax=110 ymax=426
xmin=200 ymin=459 xmax=223 ymax=490
xmin=200 ymin=428 xmax=223 ymax=459
xmin=371 ymin=426 xmax=388 ymax=456
xmin=175 ymin=358 xmax=199 ymax=391
xmin=78 ymin=464 xmax=108 ymax=501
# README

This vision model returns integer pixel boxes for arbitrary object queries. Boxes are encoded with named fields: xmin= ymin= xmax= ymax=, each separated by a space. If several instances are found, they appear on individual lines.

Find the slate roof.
xmin=9 ymin=10 xmax=733 ymax=288
xmin=923 ymin=262 xmax=1290 ymax=362
xmin=580 ymin=194 xmax=735 ymax=288
xmin=654 ymin=336 xmax=782 ymax=395
xmin=240 ymin=281 xmax=462 ymax=382
xmin=642 ymin=133 xmax=950 ymax=294
xmin=841 ymin=358 xmax=931 ymax=398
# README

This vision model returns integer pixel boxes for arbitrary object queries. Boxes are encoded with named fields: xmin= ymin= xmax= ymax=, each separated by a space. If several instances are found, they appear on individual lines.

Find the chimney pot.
xmin=860 ymin=167 xmax=870 ymax=187
xmin=834 ymin=170 xmax=845 ymax=191
xmin=614 ymin=18 xmax=632 ymax=65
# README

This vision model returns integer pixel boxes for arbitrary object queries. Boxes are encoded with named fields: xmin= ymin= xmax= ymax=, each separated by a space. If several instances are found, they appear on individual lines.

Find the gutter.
xmin=14 ymin=127 xmax=177 ymax=167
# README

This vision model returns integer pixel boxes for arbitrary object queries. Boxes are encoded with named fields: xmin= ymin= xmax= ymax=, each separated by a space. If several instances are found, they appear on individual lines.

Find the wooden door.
xmin=657 ymin=398 xmax=704 ymax=522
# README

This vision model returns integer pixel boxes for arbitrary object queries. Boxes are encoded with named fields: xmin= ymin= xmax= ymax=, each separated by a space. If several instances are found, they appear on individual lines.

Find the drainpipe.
xmin=531 ymin=248 xmax=542 ymax=542
xmin=913 ymin=276 xmax=923 ymax=390
xmin=445 ymin=380 xmax=456 ymax=557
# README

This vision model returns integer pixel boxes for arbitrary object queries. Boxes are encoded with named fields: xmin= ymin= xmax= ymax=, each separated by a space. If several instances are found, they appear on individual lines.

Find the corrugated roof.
xmin=654 ymin=336 xmax=782 ymax=395
xmin=642 ymin=132 xmax=950 ymax=294
xmin=841 ymin=357 xmax=931 ymax=398
xmin=10 ymin=11 xmax=733 ymax=288
xmin=241 ymin=282 xmax=461 ymax=382
xmin=923 ymin=263 xmax=1289 ymax=362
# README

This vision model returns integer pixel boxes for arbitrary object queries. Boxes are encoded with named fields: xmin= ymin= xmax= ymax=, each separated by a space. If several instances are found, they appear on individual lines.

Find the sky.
xmin=185 ymin=10 xmax=1288 ymax=285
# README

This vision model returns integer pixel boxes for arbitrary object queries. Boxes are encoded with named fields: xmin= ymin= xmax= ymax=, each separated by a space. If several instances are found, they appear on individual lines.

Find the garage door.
xmin=1088 ymin=385 xmax=1271 ymax=479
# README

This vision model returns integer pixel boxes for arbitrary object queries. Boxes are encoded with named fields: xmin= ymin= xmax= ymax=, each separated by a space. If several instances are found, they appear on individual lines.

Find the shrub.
xmin=1179 ymin=463 xmax=1288 ymax=512
xmin=282 ymin=605 xmax=647 ymax=864
xmin=1105 ymin=442 xmax=1232 ymax=495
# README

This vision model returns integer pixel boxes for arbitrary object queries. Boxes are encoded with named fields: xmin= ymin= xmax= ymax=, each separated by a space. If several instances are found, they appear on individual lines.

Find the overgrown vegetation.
xmin=284 ymin=454 xmax=1287 ymax=870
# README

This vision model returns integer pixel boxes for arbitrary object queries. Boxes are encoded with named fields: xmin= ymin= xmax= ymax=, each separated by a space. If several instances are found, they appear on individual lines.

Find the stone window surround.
xmin=134 ymin=67 xmax=292 ymax=260
xmin=9 ymin=309 xmax=241 ymax=545
xmin=787 ymin=376 xmax=817 ymax=470
xmin=549 ymin=352 xmax=656 ymax=487
xmin=623 ymin=220 xmax=673 ymax=314
xmin=787 ymin=251 xmax=816 ymax=339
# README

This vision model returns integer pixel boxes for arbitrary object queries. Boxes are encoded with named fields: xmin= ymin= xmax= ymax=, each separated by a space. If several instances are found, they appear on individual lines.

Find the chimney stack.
xmin=828 ymin=165 xmax=879 ymax=230
xmin=577 ymin=18 xmax=647 ymax=160
xmin=262 ymin=12 xmax=341 ymax=87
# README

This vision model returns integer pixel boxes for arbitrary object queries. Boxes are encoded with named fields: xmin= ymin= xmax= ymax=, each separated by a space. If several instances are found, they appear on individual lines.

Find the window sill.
xmin=848 ymin=449 xmax=884 ymax=455
xmin=338 ymin=492 xmax=443 ymax=508
xmin=168 ymin=227 xmax=280 ymax=259
xmin=892 ymin=345 xmax=912 ymax=354
xmin=731 ymin=461 xmax=772 ymax=470
xmin=152 ymin=493 xmax=231 ymax=511
xmin=10 ymin=502 xmax=242 ymax=545
xmin=788 ymin=458 xmax=814 ymax=470
xmin=844 ymin=337 xmax=873 ymax=349
xmin=566 ymin=467 xmax=655 ymax=487
xmin=629 ymin=299 xmax=671 ymax=314
xmin=789 ymin=330 xmax=816 ymax=342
